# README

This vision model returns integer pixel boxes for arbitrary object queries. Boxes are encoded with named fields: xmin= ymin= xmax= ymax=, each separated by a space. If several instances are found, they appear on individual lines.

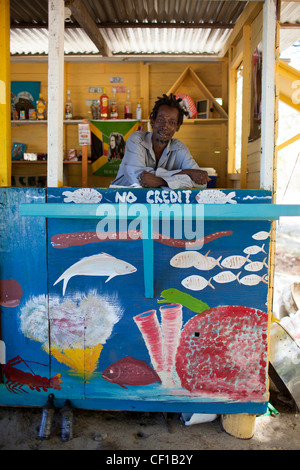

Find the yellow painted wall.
xmin=11 ymin=60 xmax=228 ymax=188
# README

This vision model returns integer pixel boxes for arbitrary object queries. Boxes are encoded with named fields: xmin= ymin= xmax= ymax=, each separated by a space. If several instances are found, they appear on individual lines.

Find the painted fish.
xmin=195 ymin=190 xmax=237 ymax=204
xmin=252 ymin=231 xmax=270 ymax=240
xmin=54 ymin=252 xmax=137 ymax=295
xmin=175 ymin=306 xmax=268 ymax=398
xmin=158 ymin=288 xmax=210 ymax=313
xmin=221 ymin=254 xmax=251 ymax=269
xmin=213 ymin=271 xmax=241 ymax=284
xmin=181 ymin=275 xmax=215 ymax=291
xmin=102 ymin=356 xmax=161 ymax=389
xmin=238 ymin=273 xmax=268 ymax=286
xmin=0 ymin=279 xmax=23 ymax=307
xmin=193 ymin=251 xmax=222 ymax=271
xmin=244 ymin=258 xmax=268 ymax=272
xmin=243 ymin=244 xmax=267 ymax=255
xmin=170 ymin=251 xmax=201 ymax=268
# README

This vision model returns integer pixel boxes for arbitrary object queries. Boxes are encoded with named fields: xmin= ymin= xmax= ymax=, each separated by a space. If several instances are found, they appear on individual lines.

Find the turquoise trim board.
xmin=20 ymin=201 xmax=300 ymax=220
xmin=1 ymin=187 xmax=300 ymax=413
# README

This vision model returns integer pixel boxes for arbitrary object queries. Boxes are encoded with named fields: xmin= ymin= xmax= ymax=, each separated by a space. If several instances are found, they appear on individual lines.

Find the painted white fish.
xmin=181 ymin=275 xmax=215 ymax=291
xmin=193 ymin=250 xmax=222 ymax=271
xmin=213 ymin=271 xmax=241 ymax=284
xmin=221 ymin=253 xmax=251 ymax=269
xmin=244 ymin=258 xmax=268 ymax=272
xmin=170 ymin=251 xmax=201 ymax=268
xmin=195 ymin=190 xmax=237 ymax=204
xmin=62 ymin=188 xmax=103 ymax=204
xmin=54 ymin=252 xmax=137 ymax=295
xmin=252 ymin=231 xmax=270 ymax=240
xmin=243 ymin=244 xmax=267 ymax=255
xmin=238 ymin=273 xmax=268 ymax=286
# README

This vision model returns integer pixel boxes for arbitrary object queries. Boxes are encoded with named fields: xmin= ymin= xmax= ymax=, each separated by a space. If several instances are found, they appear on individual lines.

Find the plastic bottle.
xmin=136 ymin=100 xmax=142 ymax=120
xmin=60 ymin=399 xmax=73 ymax=442
xmin=100 ymin=88 xmax=109 ymax=119
xmin=19 ymin=101 xmax=26 ymax=120
xmin=38 ymin=394 xmax=55 ymax=439
xmin=36 ymin=93 xmax=46 ymax=120
xmin=110 ymin=87 xmax=119 ymax=119
xmin=124 ymin=89 xmax=132 ymax=119
xmin=65 ymin=90 xmax=73 ymax=120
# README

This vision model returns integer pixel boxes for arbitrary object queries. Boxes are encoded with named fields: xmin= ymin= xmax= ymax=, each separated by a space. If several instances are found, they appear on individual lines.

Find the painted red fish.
xmin=102 ymin=356 xmax=161 ymax=389
xmin=175 ymin=306 xmax=268 ymax=401
xmin=0 ymin=279 xmax=23 ymax=307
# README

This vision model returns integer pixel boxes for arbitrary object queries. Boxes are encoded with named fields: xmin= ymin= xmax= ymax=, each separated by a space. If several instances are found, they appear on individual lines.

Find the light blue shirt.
xmin=111 ymin=131 xmax=206 ymax=189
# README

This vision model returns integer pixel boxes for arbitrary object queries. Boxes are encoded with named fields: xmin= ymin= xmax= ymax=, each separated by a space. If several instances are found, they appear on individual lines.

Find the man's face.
xmin=151 ymin=105 xmax=180 ymax=145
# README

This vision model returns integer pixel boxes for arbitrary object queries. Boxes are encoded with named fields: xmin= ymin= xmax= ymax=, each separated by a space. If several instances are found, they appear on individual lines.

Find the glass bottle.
xmin=136 ymin=100 xmax=142 ymax=120
xmin=36 ymin=93 xmax=46 ymax=120
xmin=124 ymin=89 xmax=132 ymax=119
xmin=100 ymin=87 xmax=109 ymax=119
xmin=110 ymin=87 xmax=119 ymax=119
xmin=65 ymin=90 xmax=73 ymax=120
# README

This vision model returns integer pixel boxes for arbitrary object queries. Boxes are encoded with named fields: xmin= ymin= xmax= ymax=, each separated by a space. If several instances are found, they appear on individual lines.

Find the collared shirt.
xmin=111 ymin=131 xmax=206 ymax=189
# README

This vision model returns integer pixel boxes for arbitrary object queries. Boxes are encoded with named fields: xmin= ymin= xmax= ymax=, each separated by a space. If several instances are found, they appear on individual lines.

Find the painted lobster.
xmin=3 ymin=355 xmax=62 ymax=394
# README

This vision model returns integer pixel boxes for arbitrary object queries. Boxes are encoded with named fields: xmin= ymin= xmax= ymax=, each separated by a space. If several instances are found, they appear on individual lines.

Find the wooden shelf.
xmin=12 ymin=160 xmax=91 ymax=164
xmin=182 ymin=118 xmax=228 ymax=124
xmin=11 ymin=120 xmax=83 ymax=126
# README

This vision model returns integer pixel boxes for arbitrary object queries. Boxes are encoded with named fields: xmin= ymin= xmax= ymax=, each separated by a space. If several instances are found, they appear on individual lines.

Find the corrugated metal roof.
xmin=9 ymin=0 xmax=245 ymax=56
xmin=9 ymin=1 xmax=300 ymax=57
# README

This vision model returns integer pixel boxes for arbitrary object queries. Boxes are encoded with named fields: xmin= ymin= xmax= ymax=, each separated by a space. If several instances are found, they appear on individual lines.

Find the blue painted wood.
xmin=142 ymin=216 xmax=154 ymax=298
xmin=0 ymin=385 xmax=268 ymax=414
xmin=0 ymin=188 xmax=277 ymax=414
xmin=20 ymin=202 xmax=300 ymax=220
xmin=0 ymin=188 xmax=49 ymax=401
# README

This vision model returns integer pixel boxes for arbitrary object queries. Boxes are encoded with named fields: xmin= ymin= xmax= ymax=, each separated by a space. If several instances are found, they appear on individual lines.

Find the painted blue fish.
xmin=102 ymin=356 xmax=161 ymax=389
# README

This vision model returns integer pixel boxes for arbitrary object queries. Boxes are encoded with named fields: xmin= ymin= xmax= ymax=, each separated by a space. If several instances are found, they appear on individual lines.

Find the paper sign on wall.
xmin=78 ymin=123 xmax=91 ymax=145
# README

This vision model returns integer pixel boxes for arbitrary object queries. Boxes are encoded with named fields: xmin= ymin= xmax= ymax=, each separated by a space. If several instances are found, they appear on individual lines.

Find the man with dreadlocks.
xmin=111 ymin=93 xmax=211 ymax=189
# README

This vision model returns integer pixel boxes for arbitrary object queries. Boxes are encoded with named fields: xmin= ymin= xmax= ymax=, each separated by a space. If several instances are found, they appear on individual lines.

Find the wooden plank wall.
xmin=247 ymin=138 xmax=261 ymax=189
xmin=11 ymin=60 xmax=227 ymax=188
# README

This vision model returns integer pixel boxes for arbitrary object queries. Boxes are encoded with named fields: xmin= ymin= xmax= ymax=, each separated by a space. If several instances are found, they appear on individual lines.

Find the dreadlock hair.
xmin=149 ymin=93 xmax=188 ymax=126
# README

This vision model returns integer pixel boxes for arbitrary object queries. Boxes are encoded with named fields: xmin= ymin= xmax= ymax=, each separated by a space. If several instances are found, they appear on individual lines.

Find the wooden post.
xmin=227 ymin=47 xmax=238 ymax=178
xmin=221 ymin=413 xmax=256 ymax=439
xmin=0 ymin=0 xmax=11 ymax=187
xmin=80 ymin=119 xmax=90 ymax=188
xmin=260 ymin=0 xmax=277 ymax=190
xmin=47 ymin=0 xmax=65 ymax=187
xmin=140 ymin=62 xmax=150 ymax=121
xmin=82 ymin=144 xmax=88 ymax=188
xmin=240 ymin=24 xmax=251 ymax=189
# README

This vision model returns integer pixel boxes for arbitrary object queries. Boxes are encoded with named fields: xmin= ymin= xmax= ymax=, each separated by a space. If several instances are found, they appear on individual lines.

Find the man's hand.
xmin=138 ymin=171 xmax=166 ymax=188
xmin=178 ymin=169 xmax=211 ymax=185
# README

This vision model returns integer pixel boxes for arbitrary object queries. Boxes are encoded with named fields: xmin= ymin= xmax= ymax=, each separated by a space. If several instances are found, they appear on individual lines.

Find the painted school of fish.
xmin=171 ymin=230 xmax=270 ymax=291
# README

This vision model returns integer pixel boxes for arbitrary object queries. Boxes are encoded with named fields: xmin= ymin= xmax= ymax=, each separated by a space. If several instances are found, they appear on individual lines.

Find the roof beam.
xmin=11 ymin=21 xmax=235 ymax=30
xmin=66 ymin=0 xmax=112 ymax=57
xmin=221 ymin=1 xmax=263 ymax=56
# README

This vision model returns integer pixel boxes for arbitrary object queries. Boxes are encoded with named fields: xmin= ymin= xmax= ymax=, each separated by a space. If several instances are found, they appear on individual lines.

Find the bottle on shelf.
xmin=124 ymin=89 xmax=132 ymax=119
xmin=65 ymin=90 xmax=73 ymax=120
xmin=100 ymin=88 xmax=109 ymax=120
xmin=36 ymin=93 xmax=47 ymax=120
xmin=19 ymin=101 xmax=26 ymax=120
xmin=135 ymin=100 xmax=142 ymax=120
xmin=110 ymin=87 xmax=119 ymax=119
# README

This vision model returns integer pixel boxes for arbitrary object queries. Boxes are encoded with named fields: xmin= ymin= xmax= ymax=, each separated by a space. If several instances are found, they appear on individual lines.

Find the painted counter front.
xmin=1 ymin=186 xmax=293 ymax=414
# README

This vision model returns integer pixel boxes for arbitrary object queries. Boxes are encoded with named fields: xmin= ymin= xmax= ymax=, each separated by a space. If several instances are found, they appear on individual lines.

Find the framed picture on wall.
xmin=11 ymin=81 xmax=41 ymax=119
